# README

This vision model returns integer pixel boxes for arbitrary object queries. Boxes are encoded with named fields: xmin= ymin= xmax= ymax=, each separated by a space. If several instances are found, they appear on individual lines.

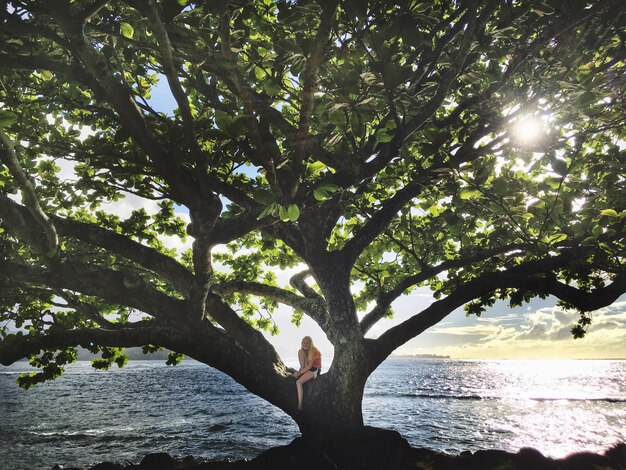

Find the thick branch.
xmin=0 ymin=325 xmax=173 ymax=366
xmin=359 ymin=1 xmax=479 ymax=180
xmin=142 ymin=0 xmax=203 ymax=162
xmin=368 ymin=248 xmax=604 ymax=367
xmin=342 ymin=120 xmax=503 ymax=269
xmin=0 ymin=194 xmax=193 ymax=295
xmin=212 ymin=280 xmax=328 ymax=329
xmin=79 ymin=0 xmax=111 ymax=24
xmin=218 ymin=11 xmax=280 ymax=183
xmin=293 ymin=1 xmax=338 ymax=169
xmin=515 ymin=273 xmax=626 ymax=312
xmin=204 ymin=294 xmax=283 ymax=363
xmin=341 ymin=179 xmax=423 ymax=267
xmin=0 ymin=131 xmax=58 ymax=257
xmin=290 ymin=269 xmax=324 ymax=301
xmin=59 ymin=292 xmax=121 ymax=329
xmin=210 ymin=210 xmax=275 ymax=246
xmin=360 ymin=243 xmax=529 ymax=334
xmin=0 ymin=259 xmax=185 ymax=321
xmin=43 ymin=4 xmax=199 ymax=206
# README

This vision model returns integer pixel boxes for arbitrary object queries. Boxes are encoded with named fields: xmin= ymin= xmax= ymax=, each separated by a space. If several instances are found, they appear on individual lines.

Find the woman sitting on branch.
xmin=294 ymin=336 xmax=322 ymax=412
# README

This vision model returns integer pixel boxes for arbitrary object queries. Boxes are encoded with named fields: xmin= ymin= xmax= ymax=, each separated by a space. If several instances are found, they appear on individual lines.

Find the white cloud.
xmin=424 ymin=300 xmax=626 ymax=359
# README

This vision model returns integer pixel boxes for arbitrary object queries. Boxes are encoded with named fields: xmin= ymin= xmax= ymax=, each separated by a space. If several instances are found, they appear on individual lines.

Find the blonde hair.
xmin=302 ymin=336 xmax=319 ymax=362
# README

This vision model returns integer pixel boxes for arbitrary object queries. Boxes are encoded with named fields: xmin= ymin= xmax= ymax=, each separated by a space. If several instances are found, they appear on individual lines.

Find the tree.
xmin=0 ymin=0 xmax=625 ymax=455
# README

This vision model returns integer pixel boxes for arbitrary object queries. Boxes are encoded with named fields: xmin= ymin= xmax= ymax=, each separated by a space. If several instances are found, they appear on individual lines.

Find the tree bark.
xmin=292 ymin=369 xmax=368 ymax=447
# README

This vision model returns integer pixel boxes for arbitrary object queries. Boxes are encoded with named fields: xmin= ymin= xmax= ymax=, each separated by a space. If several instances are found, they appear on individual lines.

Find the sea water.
xmin=0 ymin=358 xmax=624 ymax=470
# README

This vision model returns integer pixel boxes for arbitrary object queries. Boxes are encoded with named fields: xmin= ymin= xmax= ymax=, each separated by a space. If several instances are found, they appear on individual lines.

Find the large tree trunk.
xmin=288 ymin=257 xmax=373 ymax=444
xmin=294 ymin=369 xmax=366 ymax=444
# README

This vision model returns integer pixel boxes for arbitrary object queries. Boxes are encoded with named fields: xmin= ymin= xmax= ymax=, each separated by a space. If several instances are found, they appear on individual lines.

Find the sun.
xmin=512 ymin=116 xmax=543 ymax=146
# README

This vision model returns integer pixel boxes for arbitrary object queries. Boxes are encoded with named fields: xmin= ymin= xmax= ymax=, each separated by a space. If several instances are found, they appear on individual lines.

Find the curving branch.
xmin=360 ymin=243 xmax=530 ymax=335
xmin=0 ymin=324 xmax=173 ymax=366
xmin=39 ymin=2 xmax=199 ymax=207
xmin=341 ymin=117 xmax=505 ymax=270
xmin=0 ymin=194 xmax=193 ymax=295
xmin=0 ymin=53 xmax=102 ymax=93
xmin=357 ymin=1 xmax=479 ymax=180
xmin=341 ymin=179 xmax=425 ymax=267
xmin=513 ymin=273 xmax=626 ymax=313
xmin=290 ymin=269 xmax=324 ymax=301
xmin=204 ymin=293 xmax=284 ymax=363
xmin=368 ymin=247 xmax=614 ymax=367
xmin=79 ymin=0 xmax=111 ymax=24
xmin=57 ymin=291 xmax=121 ymax=329
xmin=0 ymin=131 xmax=58 ymax=257
xmin=293 ymin=1 xmax=339 ymax=171
xmin=142 ymin=0 xmax=203 ymax=162
xmin=217 ymin=11 xmax=281 ymax=184
xmin=210 ymin=210 xmax=276 ymax=246
xmin=211 ymin=279 xmax=328 ymax=330
xmin=0 ymin=259 xmax=185 ymax=322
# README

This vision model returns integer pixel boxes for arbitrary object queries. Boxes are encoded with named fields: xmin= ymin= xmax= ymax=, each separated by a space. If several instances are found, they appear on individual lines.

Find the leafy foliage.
xmin=0 ymin=1 xmax=624 ymax=404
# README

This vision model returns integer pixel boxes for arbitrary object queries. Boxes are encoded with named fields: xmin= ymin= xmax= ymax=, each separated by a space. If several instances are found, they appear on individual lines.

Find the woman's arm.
xmin=299 ymin=357 xmax=314 ymax=374
xmin=296 ymin=349 xmax=314 ymax=375
xmin=298 ymin=349 xmax=306 ymax=369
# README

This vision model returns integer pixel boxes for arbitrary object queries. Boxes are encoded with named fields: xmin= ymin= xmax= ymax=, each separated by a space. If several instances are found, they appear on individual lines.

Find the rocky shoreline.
xmin=50 ymin=431 xmax=626 ymax=470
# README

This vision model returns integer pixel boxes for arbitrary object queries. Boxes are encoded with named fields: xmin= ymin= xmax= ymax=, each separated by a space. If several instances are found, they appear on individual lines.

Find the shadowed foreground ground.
xmin=51 ymin=428 xmax=626 ymax=470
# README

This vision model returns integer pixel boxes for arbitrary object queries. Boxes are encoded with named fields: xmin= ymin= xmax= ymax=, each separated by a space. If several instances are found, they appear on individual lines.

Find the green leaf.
xmin=258 ymin=202 xmax=279 ymax=219
xmin=286 ymin=204 xmax=300 ymax=222
xmin=0 ymin=111 xmax=18 ymax=128
xmin=458 ymin=188 xmax=482 ymax=200
xmin=278 ymin=204 xmax=290 ymax=221
xmin=252 ymin=189 xmax=275 ymax=205
xmin=305 ymin=161 xmax=326 ymax=177
xmin=552 ymin=159 xmax=568 ymax=176
xmin=215 ymin=110 xmax=233 ymax=132
xmin=375 ymin=128 xmax=394 ymax=143
xmin=120 ymin=22 xmax=134 ymax=39
xmin=313 ymin=182 xmax=340 ymax=201
xmin=577 ymin=91 xmax=597 ymax=108
xmin=600 ymin=209 xmax=618 ymax=218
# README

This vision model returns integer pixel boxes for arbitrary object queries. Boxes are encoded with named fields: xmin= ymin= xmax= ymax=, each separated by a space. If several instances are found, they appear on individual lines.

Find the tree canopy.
xmin=0 ymin=0 xmax=625 ymax=439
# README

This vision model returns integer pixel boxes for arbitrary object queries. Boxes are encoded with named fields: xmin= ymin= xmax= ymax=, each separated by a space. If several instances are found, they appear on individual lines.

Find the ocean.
xmin=0 ymin=358 xmax=624 ymax=470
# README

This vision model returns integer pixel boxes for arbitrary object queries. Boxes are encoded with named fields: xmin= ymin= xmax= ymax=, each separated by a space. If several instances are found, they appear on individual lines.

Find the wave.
xmin=523 ymin=397 xmax=626 ymax=403
xmin=365 ymin=391 xmax=626 ymax=403
xmin=366 ymin=391 xmax=485 ymax=400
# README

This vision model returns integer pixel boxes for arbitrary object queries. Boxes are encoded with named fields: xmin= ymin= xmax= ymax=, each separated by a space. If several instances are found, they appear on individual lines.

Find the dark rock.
xmin=181 ymin=456 xmax=198 ymax=467
xmin=253 ymin=427 xmax=442 ymax=470
xmin=88 ymin=463 xmax=125 ymax=470
xmin=410 ymin=447 xmax=457 ymax=469
xmin=516 ymin=447 xmax=555 ymax=470
xmin=606 ymin=443 xmax=626 ymax=467
xmin=561 ymin=451 xmax=622 ymax=470
xmin=51 ymin=434 xmax=626 ymax=470
xmin=139 ymin=453 xmax=180 ymax=469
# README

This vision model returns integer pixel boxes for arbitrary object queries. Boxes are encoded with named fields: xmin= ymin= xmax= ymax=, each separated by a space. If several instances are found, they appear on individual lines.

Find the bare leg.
xmin=296 ymin=371 xmax=315 ymax=411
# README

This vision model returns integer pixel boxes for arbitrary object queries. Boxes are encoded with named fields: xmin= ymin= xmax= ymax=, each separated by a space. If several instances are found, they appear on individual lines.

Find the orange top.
xmin=311 ymin=348 xmax=322 ymax=369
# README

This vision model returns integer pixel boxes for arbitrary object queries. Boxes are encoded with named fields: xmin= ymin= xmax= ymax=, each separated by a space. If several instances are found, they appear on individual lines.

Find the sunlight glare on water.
xmin=363 ymin=359 xmax=625 ymax=458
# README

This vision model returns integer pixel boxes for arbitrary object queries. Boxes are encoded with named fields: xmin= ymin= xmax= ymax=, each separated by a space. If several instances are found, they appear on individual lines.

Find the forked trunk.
xmin=291 ymin=346 xmax=372 ymax=449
